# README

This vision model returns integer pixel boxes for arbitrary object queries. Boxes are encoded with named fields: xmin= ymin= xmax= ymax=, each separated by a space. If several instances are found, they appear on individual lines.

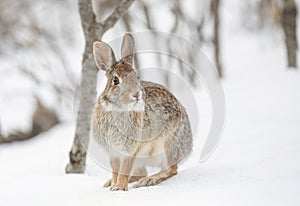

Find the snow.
xmin=1 ymin=0 xmax=300 ymax=205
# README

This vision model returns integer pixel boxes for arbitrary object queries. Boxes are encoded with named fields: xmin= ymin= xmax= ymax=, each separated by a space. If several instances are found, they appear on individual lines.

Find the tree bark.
xmin=66 ymin=0 xmax=135 ymax=173
xmin=282 ymin=0 xmax=298 ymax=68
xmin=211 ymin=0 xmax=223 ymax=78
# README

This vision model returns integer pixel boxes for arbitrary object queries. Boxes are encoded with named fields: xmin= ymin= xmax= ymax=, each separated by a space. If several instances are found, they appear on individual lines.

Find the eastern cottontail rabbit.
xmin=91 ymin=33 xmax=193 ymax=191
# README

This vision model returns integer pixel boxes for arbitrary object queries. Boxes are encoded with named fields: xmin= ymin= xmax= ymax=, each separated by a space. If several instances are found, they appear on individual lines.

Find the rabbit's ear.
xmin=121 ymin=33 xmax=135 ymax=65
xmin=93 ymin=41 xmax=116 ymax=71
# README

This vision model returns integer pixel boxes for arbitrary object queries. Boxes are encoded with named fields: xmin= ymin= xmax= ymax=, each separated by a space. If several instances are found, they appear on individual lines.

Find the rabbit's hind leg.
xmin=132 ymin=164 xmax=177 ymax=188
xmin=129 ymin=167 xmax=148 ymax=183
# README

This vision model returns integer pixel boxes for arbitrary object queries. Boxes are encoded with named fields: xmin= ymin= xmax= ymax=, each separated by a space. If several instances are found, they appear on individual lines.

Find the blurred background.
xmin=0 ymin=0 xmax=296 ymax=141
xmin=0 ymin=0 xmax=299 ymax=205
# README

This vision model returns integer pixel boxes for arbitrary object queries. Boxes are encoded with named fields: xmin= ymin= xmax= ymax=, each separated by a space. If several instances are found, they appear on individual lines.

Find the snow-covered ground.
xmin=1 ymin=0 xmax=300 ymax=205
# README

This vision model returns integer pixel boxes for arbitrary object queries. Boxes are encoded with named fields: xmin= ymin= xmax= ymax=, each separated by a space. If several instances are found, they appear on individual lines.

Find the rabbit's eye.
xmin=137 ymin=76 xmax=140 ymax=80
xmin=113 ymin=76 xmax=119 ymax=85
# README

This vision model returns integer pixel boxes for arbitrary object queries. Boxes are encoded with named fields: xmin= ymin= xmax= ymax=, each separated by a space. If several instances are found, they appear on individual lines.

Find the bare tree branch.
xmin=140 ymin=0 xmax=154 ymax=30
xmin=78 ymin=0 xmax=98 ymax=63
xmin=96 ymin=0 xmax=135 ymax=33
xmin=211 ymin=0 xmax=223 ymax=78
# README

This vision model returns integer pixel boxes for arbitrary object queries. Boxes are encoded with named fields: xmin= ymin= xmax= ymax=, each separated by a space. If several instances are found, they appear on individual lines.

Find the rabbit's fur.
xmin=91 ymin=33 xmax=193 ymax=191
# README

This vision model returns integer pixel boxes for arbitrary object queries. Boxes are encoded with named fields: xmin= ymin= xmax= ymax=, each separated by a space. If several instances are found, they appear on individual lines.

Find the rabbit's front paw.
xmin=103 ymin=178 xmax=112 ymax=188
xmin=110 ymin=184 xmax=128 ymax=191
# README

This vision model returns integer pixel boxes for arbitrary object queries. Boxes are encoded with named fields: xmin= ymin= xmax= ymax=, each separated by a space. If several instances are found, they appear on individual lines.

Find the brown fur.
xmin=92 ymin=34 xmax=193 ymax=191
xmin=133 ymin=164 xmax=178 ymax=188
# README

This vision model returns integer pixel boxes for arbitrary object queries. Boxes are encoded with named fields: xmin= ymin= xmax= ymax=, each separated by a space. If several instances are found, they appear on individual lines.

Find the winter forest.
xmin=0 ymin=0 xmax=299 ymax=205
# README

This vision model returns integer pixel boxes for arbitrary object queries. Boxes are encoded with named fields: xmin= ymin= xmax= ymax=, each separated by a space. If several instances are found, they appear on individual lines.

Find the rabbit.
xmin=91 ymin=33 xmax=193 ymax=191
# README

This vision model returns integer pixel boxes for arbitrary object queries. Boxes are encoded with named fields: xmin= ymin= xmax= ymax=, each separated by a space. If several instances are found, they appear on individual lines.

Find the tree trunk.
xmin=66 ymin=0 xmax=135 ymax=173
xmin=66 ymin=55 xmax=98 ymax=173
xmin=282 ymin=0 xmax=298 ymax=68
xmin=211 ymin=0 xmax=223 ymax=78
